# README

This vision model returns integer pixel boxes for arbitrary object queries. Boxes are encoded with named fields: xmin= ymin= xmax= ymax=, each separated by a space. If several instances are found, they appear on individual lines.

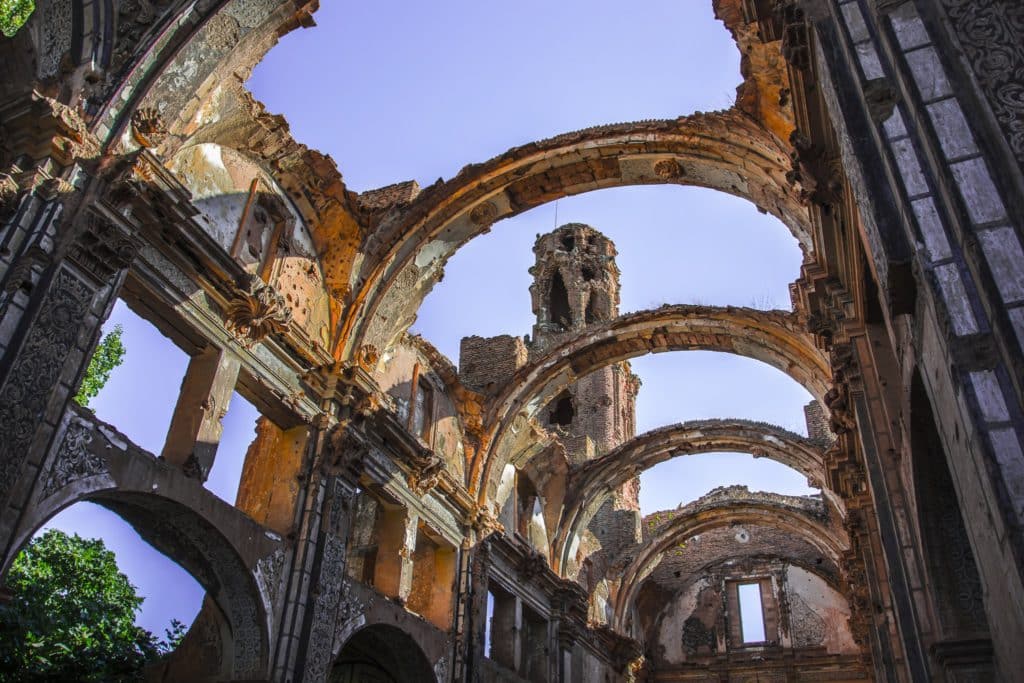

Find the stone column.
xmin=160 ymin=344 xmax=241 ymax=481
xmin=0 ymin=207 xmax=139 ymax=563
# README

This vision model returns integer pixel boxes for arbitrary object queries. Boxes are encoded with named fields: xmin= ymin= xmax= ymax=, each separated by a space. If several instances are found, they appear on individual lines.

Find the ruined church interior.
xmin=1 ymin=0 xmax=1024 ymax=681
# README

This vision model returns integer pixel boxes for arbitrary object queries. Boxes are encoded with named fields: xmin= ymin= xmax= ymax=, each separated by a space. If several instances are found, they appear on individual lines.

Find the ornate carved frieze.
xmin=254 ymin=548 xmax=287 ymax=608
xmin=0 ymin=269 xmax=93 ymax=502
xmin=940 ymin=0 xmax=1024 ymax=167
xmin=225 ymin=274 xmax=293 ymax=345
xmin=302 ymin=534 xmax=346 ymax=682
xmin=42 ymin=418 xmax=109 ymax=498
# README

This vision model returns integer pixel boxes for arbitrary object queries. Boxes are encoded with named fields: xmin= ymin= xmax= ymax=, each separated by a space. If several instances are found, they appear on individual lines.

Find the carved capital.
xmin=468 ymin=503 xmax=504 ymax=540
xmin=67 ymin=212 xmax=142 ymax=282
xmin=322 ymin=425 xmax=368 ymax=481
xmin=225 ymin=274 xmax=293 ymax=345
xmin=407 ymin=449 xmax=445 ymax=494
xmin=518 ymin=548 xmax=549 ymax=580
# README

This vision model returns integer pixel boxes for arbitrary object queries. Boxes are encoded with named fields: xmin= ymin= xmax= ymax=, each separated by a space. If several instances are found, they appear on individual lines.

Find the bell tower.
xmin=529 ymin=223 xmax=620 ymax=348
xmin=528 ymin=224 xmax=641 ymax=551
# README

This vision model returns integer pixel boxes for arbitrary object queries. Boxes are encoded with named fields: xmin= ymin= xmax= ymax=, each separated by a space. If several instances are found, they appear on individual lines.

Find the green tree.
xmin=74 ymin=325 xmax=126 ymax=408
xmin=0 ymin=530 xmax=178 ymax=682
xmin=0 ymin=0 xmax=33 ymax=36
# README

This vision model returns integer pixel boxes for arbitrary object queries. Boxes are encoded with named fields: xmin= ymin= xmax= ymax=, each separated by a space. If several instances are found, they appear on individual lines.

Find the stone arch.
xmin=343 ymin=110 xmax=809 ymax=359
xmin=552 ymin=419 xmax=835 ymax=574
xmin=4 ymin=415 xmax=278 ymax=681
xmin=611 ymin=499 xmax=845 ymax=632
xmin=330 ymin=624 xmax=438 ymax=683
xmin=475 ymin=305 xmax=829 ymax=500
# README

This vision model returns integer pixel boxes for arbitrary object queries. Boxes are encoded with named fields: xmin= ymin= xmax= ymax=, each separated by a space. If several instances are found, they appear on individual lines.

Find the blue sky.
xmin=41 ymin=0 xmax=817 ymax=638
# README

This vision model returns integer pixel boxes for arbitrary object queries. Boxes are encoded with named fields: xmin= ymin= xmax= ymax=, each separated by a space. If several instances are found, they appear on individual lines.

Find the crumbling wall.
xmin=166 ymin=142 xmax=332 ymax=345
xmin=378 ymin=341 xmax=466 ymax=480
xmin=784 ymin=565 xmax=857 ymax=654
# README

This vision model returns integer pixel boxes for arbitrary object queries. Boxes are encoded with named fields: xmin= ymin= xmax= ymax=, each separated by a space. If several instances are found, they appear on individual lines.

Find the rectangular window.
xmin=485 ymin=590 xmax=495 ymax=659
xmin=411 ymin=379 xmax=433 ymax=441
xmin=737 ymin=582 xmax=766 ymax=643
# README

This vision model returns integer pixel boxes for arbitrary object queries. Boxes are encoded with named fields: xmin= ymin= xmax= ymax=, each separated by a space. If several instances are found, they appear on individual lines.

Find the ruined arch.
xmin=552 ymin=419 xmax=834 ymax=573
xmin=4 ymin=415 xmax=278 ymax=681
xmin=343 ymin=110 xmax=809 ymax=359
xmin=475 ymin=305 xmax=829 ymax=500
xmin=611 ymin=498 xmax=845 ymax=632
xmin=331 ymin=624 xmax=438 ymax=683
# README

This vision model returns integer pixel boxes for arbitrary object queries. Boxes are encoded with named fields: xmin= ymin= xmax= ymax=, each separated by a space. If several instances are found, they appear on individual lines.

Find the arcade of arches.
xmin=2 ymin=1 xmax=1024 ymax=681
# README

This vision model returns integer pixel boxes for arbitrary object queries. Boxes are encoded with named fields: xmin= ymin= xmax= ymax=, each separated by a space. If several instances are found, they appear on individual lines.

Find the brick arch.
xmin=552 ymin=419 xmax=835 ymax=574
xmin=610 ymin=499 xmax=846 ymax=632
xmin=342 ymin=110 xmax=809 ymax=359
xmin=474 ymin=305 xmax=829 ymax=501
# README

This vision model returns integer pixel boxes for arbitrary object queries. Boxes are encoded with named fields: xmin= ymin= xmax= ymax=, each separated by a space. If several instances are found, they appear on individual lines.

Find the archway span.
xmin=611 ymin=495 xmax=846 ymax=632
xmin=552 ymin=419 xmax=834 ymax=573
xmin=5 ymin=412 xmax=279 ymax=681
xmin=343 ymin=110 xmax=809 ymax=358
xmin=331 ymin=624 xmax=437 ymax=683
xmin=474 ymin=305 xmax=830 ymax=500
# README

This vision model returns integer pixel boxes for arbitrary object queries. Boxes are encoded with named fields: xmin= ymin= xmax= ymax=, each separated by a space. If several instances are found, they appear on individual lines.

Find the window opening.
xmin=549 ymin=272 xmax=571 ymax=329
xmin=584 ymin=295 xmax=599 ymax=324
xmin=560 ymin=234 xmax=575 ymax=252
xmin=485 ymin=589 xmax=495 ymax=659
xmin=737 ymin=582 xmax=766 ymax=643
xmin=411 ymin=378 xmax=434 ymax=441
xmin=548 ymin=392 xmax=575 ymax=427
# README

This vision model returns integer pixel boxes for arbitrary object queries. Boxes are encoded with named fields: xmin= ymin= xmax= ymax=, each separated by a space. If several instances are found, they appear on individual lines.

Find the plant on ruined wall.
xmin=74 ymin=325 xmax=126 ymax=408
xmin=0 ymin=0 xmax=33 ymax=37
xmin=0 ymin=530 xmax=183 ymax=681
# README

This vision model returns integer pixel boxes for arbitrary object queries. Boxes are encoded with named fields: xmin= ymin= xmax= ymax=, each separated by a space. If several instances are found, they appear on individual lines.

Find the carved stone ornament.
xmin=255 ymin=548 xmax=287 ymax=606
xmin=518 ymin=548 xmax=548 ymax=580
xmin=787 ymin=130 xmax=841 ymax=209
xmin=225 ymin=274 xmax=293 ymax=345
xmin=354 ymin=344 xmax=380 ymax=372
xmin=468 ymin=503 xmax=504 ymax=539
xmin=323 ymin=425 xmax=368 ymax=480
xmin=653 ymin=158 xmax=684 ymax=179
xmin=778 ymin=1 xmax=810 ymax=71
xmin=406 ymin=447 xmax=445 ymax=494
xmin=469 ymin=201 xmax=498 ymax=226
xmin=42 ymin=419 xmax=109 ymax=498
xmin=67 ymin=213 xmax=142 ymax=283
xmin=0 ymin=270 xmax=93 ymax=502
xmin=941 ymin=0 xmax=1024 ymax=167
xmin=130 ymin=107 xmax=168 ymax=149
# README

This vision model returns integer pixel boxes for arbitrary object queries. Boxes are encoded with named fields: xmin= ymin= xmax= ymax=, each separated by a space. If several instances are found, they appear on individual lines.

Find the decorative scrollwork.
xmin=941 ymin=0 xmax=1024 ymax=166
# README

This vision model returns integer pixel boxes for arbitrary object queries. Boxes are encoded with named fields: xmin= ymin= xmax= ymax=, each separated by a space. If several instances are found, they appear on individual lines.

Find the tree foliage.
xmin=0 ymin=530 xmax=181 ymax=682
xmin=74 ymin=325 xmax=126 ymax=408
xmin=0 ymin=0 xmax=33 ymax=37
